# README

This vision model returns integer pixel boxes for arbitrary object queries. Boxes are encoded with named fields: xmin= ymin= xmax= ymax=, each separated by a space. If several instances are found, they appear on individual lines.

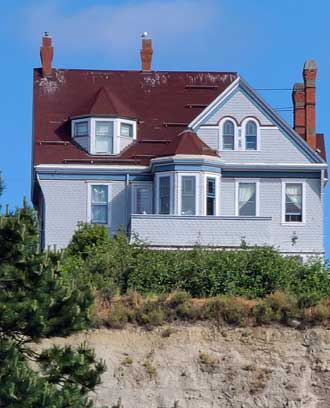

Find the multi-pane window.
xmin=238 ymin=182 xmax=256 ymax=216
xmin=206 ymin=177 xmax=216 ymax=215
xmin=135 ymin=186 xmax=151 ymax=214
xmin=181 ymin=176 xmax=196 ymax=215
xmin=245 ymin=120 xmax=257 ymax=150
xmin=95 ymin=121 xmax=113 ymax=154
xmin=285 ymin=183 xmax=303 ymax=222
xmin=91 ymin=185 xmax=108 ymax=224
xmin=223 ymin=120 xmax=235 ymax=150
xmin=159 ymin=176 xmax=171 ymax=214
xmin=74 ymin=121 xmax=88 ymax=137
xmin=120 ymin=123 xmax=133 ymax=138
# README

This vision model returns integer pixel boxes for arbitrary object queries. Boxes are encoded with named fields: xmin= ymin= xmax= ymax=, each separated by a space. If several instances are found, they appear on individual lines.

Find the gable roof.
xmin=33 ymin=69 xmax=236 ymax=166
xmin=189 ymin=77 xmax=326 ymax=164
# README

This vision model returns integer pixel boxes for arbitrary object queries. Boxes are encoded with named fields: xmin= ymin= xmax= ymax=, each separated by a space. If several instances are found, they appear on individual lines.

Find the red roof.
xmin=159 ymin=129 xmax=218 ymax=157
xmin=33 ymin=69 xmax=237 ymax=166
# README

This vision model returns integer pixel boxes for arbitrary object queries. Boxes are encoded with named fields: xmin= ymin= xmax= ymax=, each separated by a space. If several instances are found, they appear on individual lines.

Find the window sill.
xmin=280 ymin=222 xmax=306 ymax=227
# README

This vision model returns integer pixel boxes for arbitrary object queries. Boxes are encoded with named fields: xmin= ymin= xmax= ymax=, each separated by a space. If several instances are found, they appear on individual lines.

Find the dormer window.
xmin=120 ymin=123 xmax=133 ymax=138
xmin=74 ymin=121 xmax=88 ymax=137
xmin=71 ymin=117 xmax=136 ymax=155
xmin=95 ymin=121 xmax=114 ymax=154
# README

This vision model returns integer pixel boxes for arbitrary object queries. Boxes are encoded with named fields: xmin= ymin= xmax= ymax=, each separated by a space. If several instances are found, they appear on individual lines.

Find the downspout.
xmin=126 ymin=173 xmax=130 ymax=239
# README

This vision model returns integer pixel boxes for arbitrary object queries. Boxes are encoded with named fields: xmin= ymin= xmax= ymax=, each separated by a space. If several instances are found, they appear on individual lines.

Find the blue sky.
xmin=0 ymin=0 xmax=329 ymax=257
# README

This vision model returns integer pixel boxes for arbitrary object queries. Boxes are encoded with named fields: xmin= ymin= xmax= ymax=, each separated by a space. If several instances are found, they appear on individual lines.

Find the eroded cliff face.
xmin=36 ymin=324 xmax=330 ymax=408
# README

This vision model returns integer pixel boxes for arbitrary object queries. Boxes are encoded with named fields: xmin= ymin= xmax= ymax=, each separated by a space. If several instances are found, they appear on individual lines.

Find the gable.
xmin=190 ymin=78 xmax=326 ymax=165
xmin=204 ymin=89 xmax=273 ymax=126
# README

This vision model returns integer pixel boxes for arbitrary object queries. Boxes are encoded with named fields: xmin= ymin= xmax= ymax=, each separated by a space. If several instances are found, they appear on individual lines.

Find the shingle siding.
xmin=205 ymin=90 xmax=273 ymax=125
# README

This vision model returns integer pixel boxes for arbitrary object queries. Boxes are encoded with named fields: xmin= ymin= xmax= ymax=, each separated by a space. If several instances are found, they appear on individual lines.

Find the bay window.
xmin=159 ymin=176 xmax=171 ymax=214
xmin=95 ymin=121 xmax=113 ymax=154
xmin=74 ymin=121 xmax=88 ymax=137
xmin=206 ymin=177 xmax=216 ymax=215
xmin=181 ymin=176 xmax=196 ymax=215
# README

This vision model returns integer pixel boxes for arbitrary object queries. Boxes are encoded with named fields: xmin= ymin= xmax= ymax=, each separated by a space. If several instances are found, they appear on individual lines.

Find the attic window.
xmin=120 ymin=123 xmax=133 ymax=138
xmin=74 ymin=121 xmax=88 ymax=137
xmin=71 ymin=117 xmax=136 ymax=155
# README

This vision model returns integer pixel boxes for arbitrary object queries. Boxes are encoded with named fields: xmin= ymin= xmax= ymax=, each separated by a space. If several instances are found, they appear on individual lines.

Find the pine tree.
xmin=0 ymin=197 xmax=106 ymax=407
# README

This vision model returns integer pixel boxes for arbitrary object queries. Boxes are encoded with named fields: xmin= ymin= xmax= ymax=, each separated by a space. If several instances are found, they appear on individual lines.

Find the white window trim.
xmin=219 ymin=117 xmax=238 ymax=151
xmin=204 ymin=173 xmax=220 ymax=216
xmin=72 ymin=117 xmax=137 ymax=155
xmin=235 ymin=179 xmax=260 ymax=217
xmin=155 ymin=173 xmax=174 ymax=215
xmin=87 ymin=182 xmax=111 ymax=226
xmin=131 ymin=182 xmax=153 ymax=214
xmin=177 ymin=173 xmax=200 ymax=216
xmin=281 ymin=180 xmax=306 ymax=225
xmin=241 ymin=117 xmax=261 ymax=151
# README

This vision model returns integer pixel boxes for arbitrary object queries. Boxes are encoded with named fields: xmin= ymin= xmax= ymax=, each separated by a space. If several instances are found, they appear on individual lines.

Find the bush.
xmin=63 ymin=226 xmax=330 ymax=303
xmin=106 ymin=303 xmax=130 ymax=329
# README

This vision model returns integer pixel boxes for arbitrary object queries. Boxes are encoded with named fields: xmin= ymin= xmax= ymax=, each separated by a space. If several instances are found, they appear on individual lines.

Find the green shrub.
xmin=66 ymin=223 xmax=110 ymax=259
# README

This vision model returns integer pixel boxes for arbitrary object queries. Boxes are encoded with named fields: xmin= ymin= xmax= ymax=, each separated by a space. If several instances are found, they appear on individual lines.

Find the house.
xmin=32 ymin=33 xmax=327 ymax=260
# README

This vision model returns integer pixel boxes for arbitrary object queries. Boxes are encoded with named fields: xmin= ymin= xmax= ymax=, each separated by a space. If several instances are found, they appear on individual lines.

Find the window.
xmin=181 ymin=176 xmax=196 ymax=215
xmin=135 ymin=186 xmax=152 ymax=214
xmin=91 ymin=185 xmax=108 ymax=224
xmin=95 ymin=121 xmax=113 ymax=154
xmin=245 ymin=120 xmax=257 ymax=150
xmin=238 ymin=182 xmax=256 ymax=216
xmin=120 ymin=123 xmax=133 ymax=138
xmin=206 ymin=177 xmax=216 ymax=215
xmin=159 ymin=176 xmax=171 ymax=214
xmin=74 ymin=121 xmax=88 ymax=137
xmin=223 ymin=120 xmax=235 ymax=150
xmin=285 ymin=183 xmax=303 ymax=222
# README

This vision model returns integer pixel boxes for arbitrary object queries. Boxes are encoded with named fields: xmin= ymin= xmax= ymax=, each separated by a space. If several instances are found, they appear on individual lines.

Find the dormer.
xmin=71 ymin=87 xmax=137 ymax=155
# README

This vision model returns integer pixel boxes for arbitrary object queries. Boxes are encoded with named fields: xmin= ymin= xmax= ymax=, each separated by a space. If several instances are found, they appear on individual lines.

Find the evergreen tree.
xmin=0 ymin=198 xmax=106 ymax=407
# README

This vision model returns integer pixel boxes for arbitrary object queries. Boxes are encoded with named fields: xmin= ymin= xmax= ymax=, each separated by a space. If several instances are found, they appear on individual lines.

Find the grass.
xmin=93 ymin=290 xmax=330 ymax=330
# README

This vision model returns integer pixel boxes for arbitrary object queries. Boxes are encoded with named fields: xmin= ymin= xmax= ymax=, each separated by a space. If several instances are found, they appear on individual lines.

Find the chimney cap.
xmin=304 ymin=59 xmax=317 ymax=70
xmin=293 ymin=83 xmax=304 ymax=91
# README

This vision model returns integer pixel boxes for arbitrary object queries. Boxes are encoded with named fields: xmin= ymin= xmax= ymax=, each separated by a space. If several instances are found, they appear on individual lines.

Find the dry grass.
xmin=94 ymin=291 xmax=330 ymax=330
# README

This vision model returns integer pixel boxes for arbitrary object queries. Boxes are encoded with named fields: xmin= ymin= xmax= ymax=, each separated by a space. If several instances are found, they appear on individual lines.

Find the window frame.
xmin=71 ymin=117 xmax=137 ymax=155
xmin=94 ymin=120 xmax=115 ymax=155
xmin=220 ymin=118 xmax=237 ymax=151
xmin=131 ymin=182 xmax=153 ymax=214
xmin=177 ymin=173 xmax=199 ymax=216
xmin=87 ymin=183 xmax=111 ymax=226
xmin=204 ymin=173 xmax=220 ymax=216
xmin=241 ymin=117 xmax=260 ymax=151
xmin=235 ymin=179 xmax=260 ymax=217
xmin=281 ymin=180 xmax=306 ymax=225
xmin=155 ymin=173 xmax=174 ymax=215
xmin=73 ymin=120 xmax=89 ymax=138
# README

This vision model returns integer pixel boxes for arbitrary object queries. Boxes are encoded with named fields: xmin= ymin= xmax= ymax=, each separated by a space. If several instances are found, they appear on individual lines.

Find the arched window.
xmin=223 ymin=120 xmax=235 ymax=150
xmin=245 ymin=120 xmax=257 ymax=150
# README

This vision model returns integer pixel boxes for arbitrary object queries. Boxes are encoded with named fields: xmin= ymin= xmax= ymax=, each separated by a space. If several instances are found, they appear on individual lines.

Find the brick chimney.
xmin=140 ymin=32 xmax=153 ymax=71
xmin=292 ymin=83 xmax=305 ymax=139
xmin=40 ymin=32 xmax=54 ymax=77
xmin=303 ymin=60 xmax=317 ymax=150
